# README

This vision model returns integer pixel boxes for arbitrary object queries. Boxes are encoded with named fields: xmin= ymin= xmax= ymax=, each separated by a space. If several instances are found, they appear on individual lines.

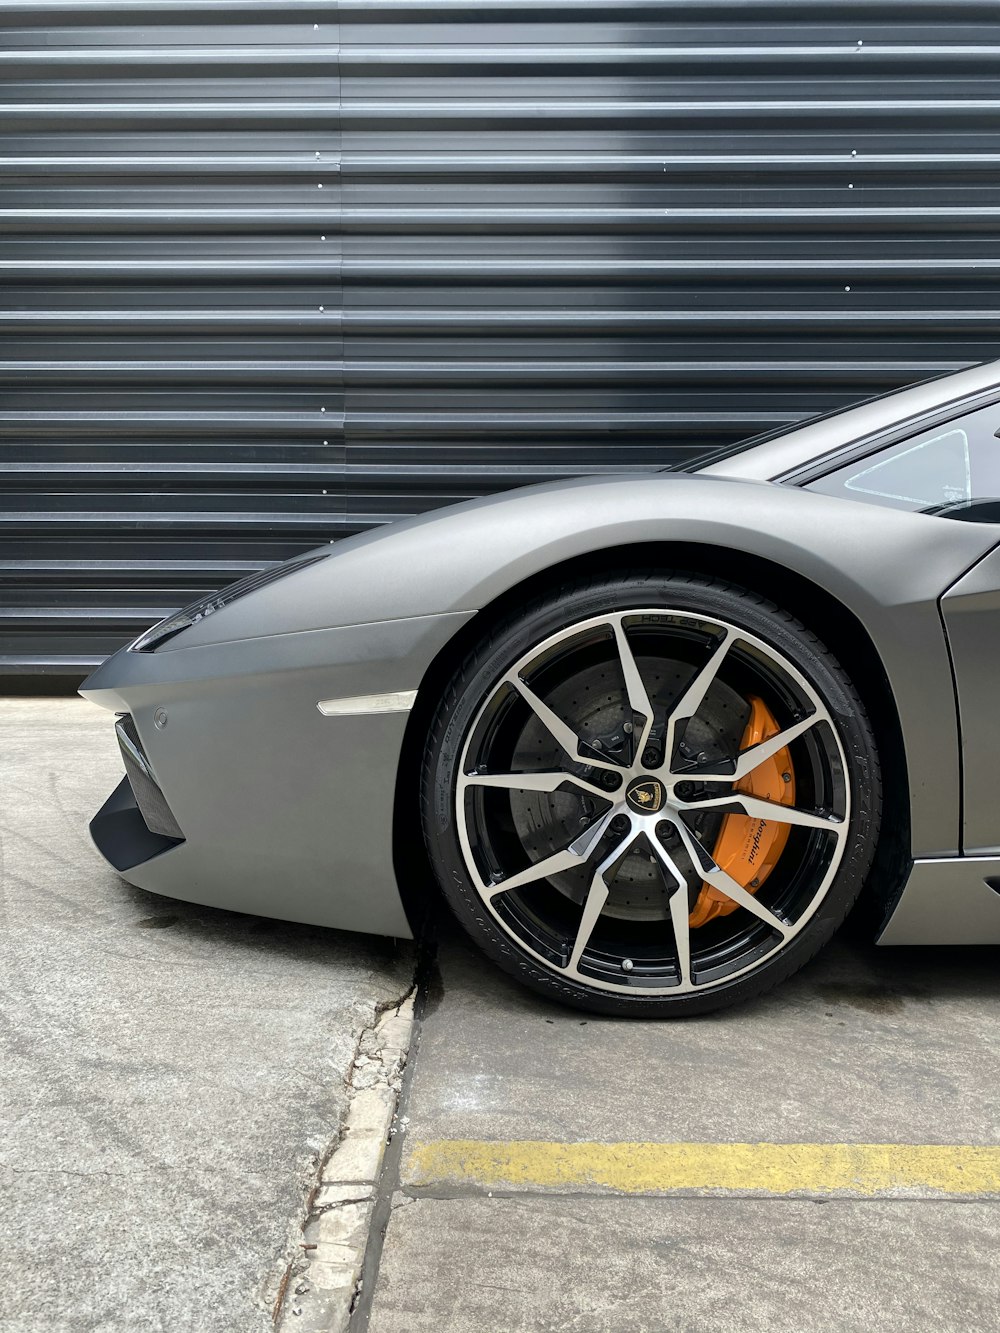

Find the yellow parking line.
xmin=406 ymin=1140 xmax=1000 ymax=1198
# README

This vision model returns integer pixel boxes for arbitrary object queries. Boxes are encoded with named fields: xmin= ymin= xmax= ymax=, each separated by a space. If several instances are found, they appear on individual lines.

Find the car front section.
xmin=81 ymin=546 xmax=472 ymax=937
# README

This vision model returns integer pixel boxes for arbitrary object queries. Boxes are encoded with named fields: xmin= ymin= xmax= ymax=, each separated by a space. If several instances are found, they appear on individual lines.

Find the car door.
xmin=806 ymin=401 xmax=1000 ymax=855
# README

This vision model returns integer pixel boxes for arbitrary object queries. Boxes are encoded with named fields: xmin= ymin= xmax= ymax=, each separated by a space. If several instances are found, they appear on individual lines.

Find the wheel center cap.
xmin=625 ymin=775 xmax=666 ymax=815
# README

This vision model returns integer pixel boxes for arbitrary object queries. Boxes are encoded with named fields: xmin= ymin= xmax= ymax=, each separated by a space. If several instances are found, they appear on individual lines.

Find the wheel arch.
xmin=392 ymin=540 xmax=910 ymax=937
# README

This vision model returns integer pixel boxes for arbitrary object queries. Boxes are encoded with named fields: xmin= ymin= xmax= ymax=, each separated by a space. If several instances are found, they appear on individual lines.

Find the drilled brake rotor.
xmin=509 ymin=656 xmax=750 ymax=921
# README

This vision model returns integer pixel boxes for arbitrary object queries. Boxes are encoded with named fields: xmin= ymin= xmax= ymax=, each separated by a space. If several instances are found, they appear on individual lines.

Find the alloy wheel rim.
xmin=455 ymin=608 xmax=851 ymax=997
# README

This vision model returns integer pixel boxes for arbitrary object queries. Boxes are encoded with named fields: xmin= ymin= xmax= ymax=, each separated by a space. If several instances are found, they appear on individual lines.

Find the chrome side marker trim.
xmin=317 ymin=690 xmax=418 ymax=717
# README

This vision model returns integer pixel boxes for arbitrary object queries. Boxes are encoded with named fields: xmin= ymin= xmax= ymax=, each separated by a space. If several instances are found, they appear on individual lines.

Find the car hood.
xmin=125 ymin=468 xmax=997 ymax=654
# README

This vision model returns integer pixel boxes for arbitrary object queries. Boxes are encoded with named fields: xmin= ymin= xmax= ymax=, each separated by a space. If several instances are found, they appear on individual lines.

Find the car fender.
xmin=165 ymin=472 xmax=1000 ymax=858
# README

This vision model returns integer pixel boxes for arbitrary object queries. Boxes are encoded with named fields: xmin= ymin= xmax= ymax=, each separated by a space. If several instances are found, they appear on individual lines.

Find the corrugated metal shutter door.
xmin=1 ymin=1 xmax=342 ymax=670
xmin=2 ymin=2 xmax=998 ymax=671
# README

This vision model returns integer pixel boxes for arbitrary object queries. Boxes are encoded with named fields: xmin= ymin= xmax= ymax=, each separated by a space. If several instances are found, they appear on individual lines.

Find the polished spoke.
xmin=692 ymin=714 xmax=823 ymax=783
xmin=610 ymin=618 xmax=655 ymax=758
xmin=669 ymin=885 xmax=692 ymax=987
xmin=681 ymin=792 xmax=844 ymax=830
xmin=465 ymin=770 xmax=610 ymax=800
xmin=662 ymin=628 xmax=736 ymax=773
xmin=566 ymin=832 xmax=638 ymax=973
xmin=510 ymin=675 xmax=623 ymax=772
xmin=650 ymin=834 xmax=691 ymax=986
xmin=488 ymin=808 xmax=618 ymax=898
xmin=672 ymin=820 xmax=791 ymax=936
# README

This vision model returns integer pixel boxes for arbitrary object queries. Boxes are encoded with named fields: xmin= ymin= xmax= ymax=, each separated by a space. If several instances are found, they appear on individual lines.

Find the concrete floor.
xmin=365 ymin=929 xmax=1000 ymax=1333
xmin=6 ymin=696 xmax=1000 ymax=1332
xmin=0 ymin=699 xmax=415 ymax=1333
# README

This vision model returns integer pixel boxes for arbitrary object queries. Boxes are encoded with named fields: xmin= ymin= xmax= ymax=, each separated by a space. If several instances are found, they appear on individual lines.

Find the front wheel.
xmin=421 ymin=573 xmax=881 ymax=1016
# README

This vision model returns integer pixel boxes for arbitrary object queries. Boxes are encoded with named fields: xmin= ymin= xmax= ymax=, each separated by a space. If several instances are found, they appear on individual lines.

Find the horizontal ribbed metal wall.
xmin=3 ymin=1 xmax=1000 ymax=671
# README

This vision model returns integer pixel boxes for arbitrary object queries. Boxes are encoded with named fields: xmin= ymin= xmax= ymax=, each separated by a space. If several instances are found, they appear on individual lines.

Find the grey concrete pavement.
xmin=366 ymin=928 xmax=1000 ymax=1332
xmin=7 ymin=695 xmax=1000 ymax=1332
xmin=0 ymin=698 xmax=416 ymax=1333
xmin=369 ymin=1196 xmax=1000 ymax=1333
xmin=397 ymin=932 xmax=1000 ymax=1147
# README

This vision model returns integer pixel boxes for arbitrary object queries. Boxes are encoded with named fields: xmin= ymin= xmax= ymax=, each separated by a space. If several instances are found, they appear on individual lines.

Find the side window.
xmin=806 ymin=403 xmax=1000 ymax=518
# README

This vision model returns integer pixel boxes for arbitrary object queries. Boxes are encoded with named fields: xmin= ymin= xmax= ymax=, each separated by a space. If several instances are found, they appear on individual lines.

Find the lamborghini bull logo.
xmin=626 ymin=777 xmax=666 ymax=814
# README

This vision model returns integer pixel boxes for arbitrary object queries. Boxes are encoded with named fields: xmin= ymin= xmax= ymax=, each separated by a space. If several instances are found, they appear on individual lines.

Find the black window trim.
xmin=778 ymin=384 xmax=1000 ymax=489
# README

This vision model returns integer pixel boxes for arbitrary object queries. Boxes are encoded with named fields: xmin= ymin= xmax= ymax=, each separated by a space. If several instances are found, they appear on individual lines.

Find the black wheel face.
xmin=421 ymin=573 xmax=883 ymax=1015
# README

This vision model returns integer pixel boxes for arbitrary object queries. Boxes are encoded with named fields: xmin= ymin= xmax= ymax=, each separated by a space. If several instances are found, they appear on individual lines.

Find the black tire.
xmin=421 ymin=571 xmax=881 ymax=1017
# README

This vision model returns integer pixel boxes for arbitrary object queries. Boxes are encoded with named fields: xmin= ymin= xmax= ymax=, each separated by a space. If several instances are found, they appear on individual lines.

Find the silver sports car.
xmin=82 ymin=361 xmax=1000 ymax=1015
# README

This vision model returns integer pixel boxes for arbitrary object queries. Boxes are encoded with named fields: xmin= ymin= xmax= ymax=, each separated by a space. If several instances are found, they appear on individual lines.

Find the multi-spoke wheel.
xmin=422 ymin=574 xmax=880 ymax=1015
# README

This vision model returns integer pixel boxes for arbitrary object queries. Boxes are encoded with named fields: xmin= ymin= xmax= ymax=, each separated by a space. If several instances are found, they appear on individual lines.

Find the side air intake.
xmin=115 ymin=715 xmax=184 ymax=841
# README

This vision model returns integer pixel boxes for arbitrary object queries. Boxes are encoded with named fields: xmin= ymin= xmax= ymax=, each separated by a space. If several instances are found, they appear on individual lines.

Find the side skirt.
xmin=877 ymin=856 xmax=1000 ymax=945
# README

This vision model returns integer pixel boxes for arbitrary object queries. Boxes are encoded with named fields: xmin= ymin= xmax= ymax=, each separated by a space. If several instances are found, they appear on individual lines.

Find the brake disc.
xmin=508 ymin=657 xmax=750 ymax=921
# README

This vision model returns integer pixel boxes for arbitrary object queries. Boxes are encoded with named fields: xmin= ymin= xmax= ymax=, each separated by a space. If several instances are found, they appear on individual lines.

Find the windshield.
xmin=679 ymin=369 xmax=953 ymax=474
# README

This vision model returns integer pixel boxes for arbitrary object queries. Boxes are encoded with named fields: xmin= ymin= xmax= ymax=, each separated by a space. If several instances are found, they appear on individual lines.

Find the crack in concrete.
xmin=346 ymin=941 xmax=438 ymax=1333
xmin=269 ymin=985 xmax=417 ymax=1333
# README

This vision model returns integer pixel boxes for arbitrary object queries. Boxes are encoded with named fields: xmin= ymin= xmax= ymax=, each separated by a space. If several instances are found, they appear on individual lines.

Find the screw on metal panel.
xmin=851 ymin=149 xmax=857 ymax=156
xmin=848 ymin=183 xmax=854 ymax=189
xmin=321 ymin=234 xmax=327 ymax=240
xmin=319 ymin=305 xmax=324 ymax=311
xmin=623 ymin=721 xmax=633 ymax=734
xmin=318 ymin=183 xmax=323 ymax=188
xmin=750 ymin=877 xmax=760 ymax=888
xmin=844 ymin=285 xmax=851 ymax=292
xmin=857 ymin=39 xmax=863 ymax=46
xmin=321 ymin=406 xmax=326 ymax=412
xmin=782 ymin=771 xmax=792 ymax=783
xmin=621 ymin=958 xmax=634 ymax=972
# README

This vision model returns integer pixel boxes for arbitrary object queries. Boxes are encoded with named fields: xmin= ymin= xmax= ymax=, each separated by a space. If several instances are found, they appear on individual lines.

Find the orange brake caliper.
xmin=688 ymin=695 xmax=795 ymax=928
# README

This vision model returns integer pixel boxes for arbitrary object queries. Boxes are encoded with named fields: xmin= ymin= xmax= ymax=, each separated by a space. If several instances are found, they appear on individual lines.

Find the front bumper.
xmin=82 ymin=610 xmax=473 ymax=937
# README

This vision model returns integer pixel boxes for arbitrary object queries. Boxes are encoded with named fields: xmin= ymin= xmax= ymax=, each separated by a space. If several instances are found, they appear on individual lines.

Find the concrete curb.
xmin=275 ymin=991 xmax=415 ymax=1332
